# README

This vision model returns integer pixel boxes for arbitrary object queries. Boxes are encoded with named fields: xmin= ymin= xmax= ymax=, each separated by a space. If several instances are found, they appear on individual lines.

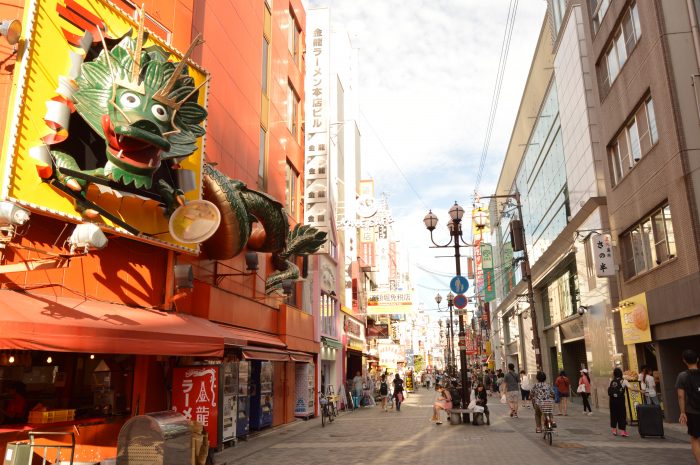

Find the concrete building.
xmin=487 ymin=1 xmax=621 ymax=406
xmin=585 ymin=0 xmax=700 ymax=419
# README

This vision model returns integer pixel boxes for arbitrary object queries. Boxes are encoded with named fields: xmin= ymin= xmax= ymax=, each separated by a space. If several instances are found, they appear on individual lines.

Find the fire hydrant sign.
xmin=172 ymin=366 xmax=219 ymax=448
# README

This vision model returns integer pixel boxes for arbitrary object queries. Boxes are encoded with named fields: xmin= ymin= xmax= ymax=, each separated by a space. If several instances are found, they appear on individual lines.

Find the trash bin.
xmin=116 ymin=411 xmax=191 ymax=465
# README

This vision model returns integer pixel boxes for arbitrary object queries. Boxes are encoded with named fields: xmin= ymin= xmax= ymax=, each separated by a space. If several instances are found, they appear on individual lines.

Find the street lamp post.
xmin=477 ymin=192 xmax=543 ymax=370
xmin=423 ymin=202 xmax=471 ymax=410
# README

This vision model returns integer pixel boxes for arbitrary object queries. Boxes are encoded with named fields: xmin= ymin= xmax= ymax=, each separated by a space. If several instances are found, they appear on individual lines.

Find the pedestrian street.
xmin=214 ymin=388 xmax=695 ymax=465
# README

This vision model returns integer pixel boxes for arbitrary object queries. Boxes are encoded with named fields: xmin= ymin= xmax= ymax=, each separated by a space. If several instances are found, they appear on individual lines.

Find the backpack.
xmin=608 ymin=378 xmax=625 ymax=399
xmin=685 ymin=369 xmax=700 ymax=410
xmin=380 ymin=382 xmax=388 ymax=396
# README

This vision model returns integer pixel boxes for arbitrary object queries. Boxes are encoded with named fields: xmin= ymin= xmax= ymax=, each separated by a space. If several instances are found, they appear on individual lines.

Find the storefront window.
xmin=0 ymin=352 xmax=134 ymax=424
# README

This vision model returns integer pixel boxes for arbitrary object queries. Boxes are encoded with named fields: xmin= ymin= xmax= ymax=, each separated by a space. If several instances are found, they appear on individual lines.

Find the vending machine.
xmin=236 ymin=361 xmax=250 ymax=438
xmin=249 ymin=361 xmax=273 ymax=430
xmin=221 ymin=362 xmax=237 ymax=445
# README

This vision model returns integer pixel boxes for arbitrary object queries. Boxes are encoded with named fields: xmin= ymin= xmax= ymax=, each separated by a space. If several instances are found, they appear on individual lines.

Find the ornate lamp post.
xmin=423 ymin=202 xmax=471 ymax=408
xmin=476 ymin=192 xmax=542 ymax=370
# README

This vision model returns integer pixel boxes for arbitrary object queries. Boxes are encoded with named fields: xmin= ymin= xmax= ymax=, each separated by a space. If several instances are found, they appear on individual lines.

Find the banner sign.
xmin=474 ymin=239 xmax=484 ymax=297
xmin=367 ymin=323 xmax=389 ymax=339
xmin=304 ymin=8 xmax=331 ymax=253
xmin=592 ymin=233 xmax=616 ymax=277
xmin=502 ymin=242 xmax=515 ymax=294
xmin=481 ymin=243 xmax=496 ymax=302
xmin=367 ymin=291 xmax=413 ymax=315
xmin=172 ymin=366 xmax=219 ymax=448
xmin=619 ymin=292 xmax=652 ymax=345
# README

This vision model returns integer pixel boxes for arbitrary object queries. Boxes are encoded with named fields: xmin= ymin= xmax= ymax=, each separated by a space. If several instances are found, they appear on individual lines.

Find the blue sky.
xmin=303 ymin=0 xmax=549 ymax=312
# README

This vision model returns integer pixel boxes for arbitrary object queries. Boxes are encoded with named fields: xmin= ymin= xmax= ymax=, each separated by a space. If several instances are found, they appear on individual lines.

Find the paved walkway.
xmin=213 ymin=389 xmax=696 ymax=465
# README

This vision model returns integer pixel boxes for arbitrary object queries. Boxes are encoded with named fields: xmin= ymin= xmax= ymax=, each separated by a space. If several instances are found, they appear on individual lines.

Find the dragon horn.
xmin=130 ymin=4 xmax=146 ymax=83
xmin=154 ymin=33 xmax=204 ymax=103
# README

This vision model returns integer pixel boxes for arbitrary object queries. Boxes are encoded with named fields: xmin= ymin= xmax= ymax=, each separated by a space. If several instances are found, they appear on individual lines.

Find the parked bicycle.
xmin=319 ymin=391 xmax=335 ymax=427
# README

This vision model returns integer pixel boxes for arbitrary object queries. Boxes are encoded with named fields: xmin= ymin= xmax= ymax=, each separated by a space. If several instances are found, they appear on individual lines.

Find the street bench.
xmin=446 ymin=408 xmax=489 ymax=425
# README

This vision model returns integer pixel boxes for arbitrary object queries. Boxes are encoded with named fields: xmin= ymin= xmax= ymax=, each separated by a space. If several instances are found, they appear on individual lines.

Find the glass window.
xmin=288 ymin=10 xmax=301 ymax=64
xmin=621 ymin=204 xmax=676 ymax=278
xmin=646 ymin=99 xmax=658 ymax=145
xmin=606 ymin=46 xmax=620 ymax=84
xmin=285 ymin=160 xmax=298 ymax=216
xmin=627 ymin=119 xmax=641 ymax=162
xmin=591 ymin=0 xmax=611 ymax=33
xmin=261 ymin=37 xmax=269 ymax=95
xmin=631 ymin=3 xmax=642 ymax=41
xmin=599 ymin=3 xmax=641 ymax=94
xmin=615 ymin=32 xmax=628 ymax=68
xmin=287 ymin=83 xmax=300 ymax=136
xmin=258 ymin=127 xmax=266 ymax=187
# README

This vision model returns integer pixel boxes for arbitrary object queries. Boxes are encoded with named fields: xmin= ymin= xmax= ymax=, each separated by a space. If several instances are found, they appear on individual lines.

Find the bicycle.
xmin=319 ymin=391 xmax=335 ymax=427
xmin=541 ymin=400 xmax=555 ymax=445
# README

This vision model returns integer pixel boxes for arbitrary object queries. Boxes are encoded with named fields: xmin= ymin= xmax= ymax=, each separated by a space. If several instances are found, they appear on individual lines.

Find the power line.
xmin=360 ymin=109 xmax=429 ymax=210
xmin=474 ymin=0 xmax=519 ymax=194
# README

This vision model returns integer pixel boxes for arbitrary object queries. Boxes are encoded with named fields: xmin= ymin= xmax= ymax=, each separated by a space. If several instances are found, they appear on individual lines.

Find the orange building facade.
xmin=0 ymin=0 xmax=313 ymax=462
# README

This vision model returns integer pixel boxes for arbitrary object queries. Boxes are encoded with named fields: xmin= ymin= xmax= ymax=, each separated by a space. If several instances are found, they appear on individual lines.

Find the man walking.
xmin=505 ymin=363 xmax=520 ymax=418
xmin=676 ymin=349 xmax=700 ymax=464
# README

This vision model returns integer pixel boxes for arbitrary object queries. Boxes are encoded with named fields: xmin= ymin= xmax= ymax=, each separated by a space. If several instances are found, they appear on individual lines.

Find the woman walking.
xmin=608 ymin=367 xmax=630 ymax=437
xmin=392 ymin=373 xmax=404 ymax=412
xmin=520 ymin=370 xmax=532 ymax=409
xmin=379 ymin=375 xmax=390 ymax=412
xmin=578 ymin=368 xmax=593 ymax=415
xmin=555 ymin=370 xmax=570 ymax=416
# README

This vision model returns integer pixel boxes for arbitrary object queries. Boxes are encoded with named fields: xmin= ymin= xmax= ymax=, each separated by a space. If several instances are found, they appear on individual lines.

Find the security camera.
xmin=577 ymin=306 xmax=588 ymax=316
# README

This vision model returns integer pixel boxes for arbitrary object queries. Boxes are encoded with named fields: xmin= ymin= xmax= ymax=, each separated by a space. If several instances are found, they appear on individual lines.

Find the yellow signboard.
xmin=619 ymin=292 xmax=652 ymax=345
xmin=1 ymin=0 xmax=208 ymax=253
xmin=367 ymin=291 xmax=413 ymax=315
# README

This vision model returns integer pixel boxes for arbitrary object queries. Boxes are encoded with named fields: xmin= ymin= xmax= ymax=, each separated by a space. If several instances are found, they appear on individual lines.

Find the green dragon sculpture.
xmin=44 ymin=5 xmax=326 ymax=293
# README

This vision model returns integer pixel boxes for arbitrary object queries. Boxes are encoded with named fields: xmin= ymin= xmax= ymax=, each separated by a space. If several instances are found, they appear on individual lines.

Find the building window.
xmin=287 ymin=82 xmax=300 ymax=137
xmin=261 ymin=36 xmax=270 ymax=96
xmin=258 ymin=127 xmax=267 ymax=188
xmin=621 ymin=205 xmax=676 ymax=279
xmin=608 ymin=96 xmax=658 ymax=185
xmin=599 ymin=3 xmax=641 ymax=94
xmin=285 ymin=160 xmax=298 ymax=217
xmin=590 ymin=0 xmax=611 ymax=33
xmin=288 ymin=9 xmax=301 ymax=64
xmin=551 ymin=0 xmax=567 ymax=35
xmin=321 ymin=291 xmax=337 ymax=337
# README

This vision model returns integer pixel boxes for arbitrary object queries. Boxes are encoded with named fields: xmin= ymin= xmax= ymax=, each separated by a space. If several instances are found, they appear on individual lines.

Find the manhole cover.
xmin=565 ymin=428 xmax=596 ymax=435
xmin=555 ymin=442 xmax=585 ymax=449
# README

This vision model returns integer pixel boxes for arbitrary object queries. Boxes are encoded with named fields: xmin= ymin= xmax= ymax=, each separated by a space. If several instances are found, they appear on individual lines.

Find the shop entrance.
xmin=561 ymin=338 xmax=587 ymax=380
xmin=346 ymin=350 xmax=362 ymax=386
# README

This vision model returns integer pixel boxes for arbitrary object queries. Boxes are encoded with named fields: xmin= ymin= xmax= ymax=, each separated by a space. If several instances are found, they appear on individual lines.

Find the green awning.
xmin=322 ymin=336 xmax=343 ymax=349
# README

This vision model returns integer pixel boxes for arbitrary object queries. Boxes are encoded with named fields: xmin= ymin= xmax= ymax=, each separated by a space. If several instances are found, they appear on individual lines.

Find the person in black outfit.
xmin=608 ymin=367 xmax=629 ymax=436
xmin=473 ymin=382 xmax=490 ymax=425
xmin=393 ymin=373 xmax=404 ymax=412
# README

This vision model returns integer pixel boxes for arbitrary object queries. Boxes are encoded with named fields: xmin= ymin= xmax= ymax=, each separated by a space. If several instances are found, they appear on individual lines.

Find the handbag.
xmin=473 ymin=405 xmax=485 ymax=413
xmin=577 ymin=383 xmax=586 ymax=393
xmin=468 ymin=399 xmax=477 ymax=410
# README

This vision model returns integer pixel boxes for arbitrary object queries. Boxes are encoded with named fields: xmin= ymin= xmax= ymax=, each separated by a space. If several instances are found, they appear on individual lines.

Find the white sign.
xmin=591 ymin=233 xmax=616 ymax=277
xmin=304 ymin=9 xmax=331 ymax=253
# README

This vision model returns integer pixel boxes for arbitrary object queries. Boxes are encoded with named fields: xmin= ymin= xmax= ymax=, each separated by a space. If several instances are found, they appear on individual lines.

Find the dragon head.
xmin=73 ymin=33 xmax=207 ymax=189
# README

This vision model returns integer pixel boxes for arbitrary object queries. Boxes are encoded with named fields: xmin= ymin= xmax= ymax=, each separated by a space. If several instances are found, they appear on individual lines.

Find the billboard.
xmin=619 ymin=292 xmax=652 ymax=345
xmin=367 ymin=290 xmax=412 ymax=315
xmin=1 ymin=0 xmax=209 ymax=253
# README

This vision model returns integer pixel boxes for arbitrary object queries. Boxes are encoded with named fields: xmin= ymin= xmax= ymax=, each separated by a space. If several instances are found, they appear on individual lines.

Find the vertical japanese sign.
xmin=304 ymin=8 xmax=331 ymax=253
xmin=502 ymin=242 xmax=516 ymax=294
xmin=481 ymin=243 xmax=496 ymax=302
xmin=172 ymin=366 xmax=219 ymax=448
xmin=359 ymin=180 xmax=376 ymax=268
xmin=474 ymin=239 xmax=484 ymax=298
xmin=591 ymin=233 xmax=616 ymax=277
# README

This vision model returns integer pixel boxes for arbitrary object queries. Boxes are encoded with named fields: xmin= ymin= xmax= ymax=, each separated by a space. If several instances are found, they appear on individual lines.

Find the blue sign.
xmin=450 ymin=275 xmax=469 ymax=294
xmin=454 ymin=294 xmax=468 ymax=309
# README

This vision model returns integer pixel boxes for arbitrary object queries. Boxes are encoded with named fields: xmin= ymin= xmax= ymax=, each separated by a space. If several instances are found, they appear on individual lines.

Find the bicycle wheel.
xmin=546 ymin=430 xmax=552 ymax=445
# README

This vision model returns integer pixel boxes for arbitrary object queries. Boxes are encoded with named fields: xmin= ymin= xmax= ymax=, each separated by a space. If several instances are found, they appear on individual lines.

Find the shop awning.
xmin=321 ymin=336 xmax=342 ymax=349
xmin=0 ymin=290 xmax=226 ymax=357
xmin=216 ymin=324 xmax=285 ymax=348
xmin=288 ymin=351 xmax=313 ymax=363
xmin=241 ymin=347 xmax=290 ymax=362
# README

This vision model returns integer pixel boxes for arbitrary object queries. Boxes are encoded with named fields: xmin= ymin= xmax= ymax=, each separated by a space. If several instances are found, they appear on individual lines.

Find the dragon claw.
xmin=67 ymin=178 xmax=83 ymax=192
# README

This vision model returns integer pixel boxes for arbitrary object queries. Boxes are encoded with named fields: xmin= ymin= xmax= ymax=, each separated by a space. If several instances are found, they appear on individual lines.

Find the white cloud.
xmin=303 ymin=0 xmax=548 ymax=307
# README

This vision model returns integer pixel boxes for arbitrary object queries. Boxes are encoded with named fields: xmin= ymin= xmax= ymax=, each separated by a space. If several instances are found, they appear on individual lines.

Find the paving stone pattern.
xmin=214 ymin=389 xmax=695 ymax=465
